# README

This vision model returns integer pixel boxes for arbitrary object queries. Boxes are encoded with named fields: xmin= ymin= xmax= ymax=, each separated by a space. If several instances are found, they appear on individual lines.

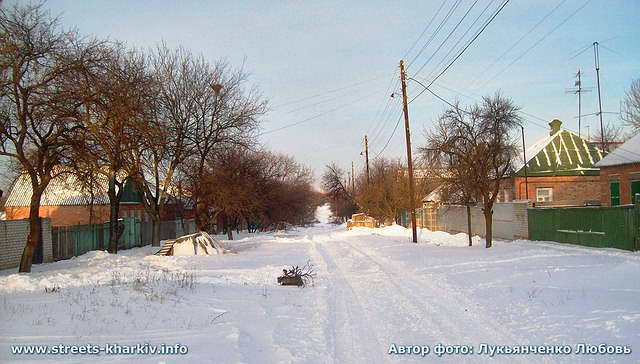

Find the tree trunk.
xmin=18 ymin=192 xmax=44 ymax=273
xmin=466 ymin=204 xmax=472 ymax=247
xmin=151 ymin=216 xmax=161 ymax=246
xmin=484 ymin=207 xmax=493 ymax=248
xmin=223 ymin=214 xmax=233 ymax=240
xmin=194 ymin=201 xmax=208 ymax=231
xmin=107 ymin=176 xmax=121 ymax=254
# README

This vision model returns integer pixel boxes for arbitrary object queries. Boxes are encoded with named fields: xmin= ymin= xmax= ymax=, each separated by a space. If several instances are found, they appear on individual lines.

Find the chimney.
xmin=549 ymin=119 xmax=562 ymax=136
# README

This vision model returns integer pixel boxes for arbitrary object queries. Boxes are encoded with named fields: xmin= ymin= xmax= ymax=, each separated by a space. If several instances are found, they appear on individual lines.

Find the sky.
xmin=3 ymin=0 xmax=639 ymax=189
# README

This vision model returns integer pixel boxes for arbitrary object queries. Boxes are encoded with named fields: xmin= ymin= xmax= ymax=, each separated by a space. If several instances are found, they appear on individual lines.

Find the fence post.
xmin=635 ymin=198 xmax=640 ymax=251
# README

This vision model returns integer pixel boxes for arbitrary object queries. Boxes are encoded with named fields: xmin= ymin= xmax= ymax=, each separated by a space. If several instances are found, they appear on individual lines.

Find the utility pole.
xmin=399 ymin=60 xmax=417 ymax=243
xmin=351 ymin=161 xmax=355 ymax=193
xmin=593 ymin=42 xmax=606 ymax=151
xmin=565 ymin=70 xmax=591 ymax=138
xmin=364 ymin=135 xmax=370 ymax=186
xmin=520 ymin=125 xmax=529 ymax=200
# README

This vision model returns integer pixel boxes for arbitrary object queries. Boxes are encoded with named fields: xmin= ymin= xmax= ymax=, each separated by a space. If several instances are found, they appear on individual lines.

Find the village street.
xmin=1 ymin=205 xmax=638 ymax=363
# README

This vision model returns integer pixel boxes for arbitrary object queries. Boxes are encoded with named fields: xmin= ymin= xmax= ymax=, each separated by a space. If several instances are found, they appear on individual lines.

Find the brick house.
xmin=4 ymin=173 xmax=190 ymax=226
xmin=594 ymin=133 xmax=640 ymax=206
xmin=499 ymin=119 xmax=607 ymax=206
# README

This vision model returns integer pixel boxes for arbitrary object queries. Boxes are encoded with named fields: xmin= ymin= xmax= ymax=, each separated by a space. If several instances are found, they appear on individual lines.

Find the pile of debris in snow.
xmin=155 ymin=231 xmax=227 ymax=256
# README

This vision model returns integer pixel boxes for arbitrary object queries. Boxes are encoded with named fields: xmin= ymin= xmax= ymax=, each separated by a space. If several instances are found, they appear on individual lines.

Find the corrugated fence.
xmin=528 ymin=204 xmax=640 ymax=251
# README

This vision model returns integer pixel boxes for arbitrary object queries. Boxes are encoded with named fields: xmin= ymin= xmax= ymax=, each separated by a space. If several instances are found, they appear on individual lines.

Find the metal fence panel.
xmin=528 ymin=205 xmax=639 ymax=251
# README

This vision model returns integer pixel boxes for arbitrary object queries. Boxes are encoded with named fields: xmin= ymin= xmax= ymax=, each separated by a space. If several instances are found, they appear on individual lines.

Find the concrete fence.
xmin=0 ymin=218 xmax=53 ymax=270
xmin=402 ymin=201 xmax=530 ymax=240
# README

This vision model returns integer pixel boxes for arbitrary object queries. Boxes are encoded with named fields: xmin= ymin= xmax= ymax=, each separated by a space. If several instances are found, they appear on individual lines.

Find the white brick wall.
xmin=0 ymin=218 xmax=53 ymax=270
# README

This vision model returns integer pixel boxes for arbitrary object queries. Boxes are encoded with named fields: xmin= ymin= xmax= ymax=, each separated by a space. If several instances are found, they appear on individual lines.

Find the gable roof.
xmin=4 ymin=173 xmax=143 ymax=207
xmin=516 ymin=129 xmax=607 ymax=177
xmin=594 ymin=133 xmax=640 ymax=167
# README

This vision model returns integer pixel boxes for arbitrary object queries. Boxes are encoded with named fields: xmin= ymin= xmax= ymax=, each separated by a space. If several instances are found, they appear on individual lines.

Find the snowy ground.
xmin=1 ymin=204 xmax=639 ymax=363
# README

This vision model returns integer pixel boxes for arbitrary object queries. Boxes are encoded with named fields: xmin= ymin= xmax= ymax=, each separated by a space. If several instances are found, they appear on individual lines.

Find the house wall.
xmin=5 ymin=204 xmax=149 ymax=227
xmin=5 ymin=205 xmax=110 ymax=226
xmin=503 ymin=176 xmax=601 ymax=205
xmin=0 ymin=218 xmax=53 ymax=269
xmin=599 ymin=163 xmax=640 ymax=206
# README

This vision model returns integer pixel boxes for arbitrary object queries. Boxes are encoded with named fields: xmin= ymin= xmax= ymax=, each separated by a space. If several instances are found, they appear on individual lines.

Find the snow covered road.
xmin=1 ymin=204 xmax=639 ymax=363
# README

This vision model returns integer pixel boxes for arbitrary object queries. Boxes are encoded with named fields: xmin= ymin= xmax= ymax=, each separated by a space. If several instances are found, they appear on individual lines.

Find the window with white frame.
xmin=536 ymin=187 xmax=553 ymax=202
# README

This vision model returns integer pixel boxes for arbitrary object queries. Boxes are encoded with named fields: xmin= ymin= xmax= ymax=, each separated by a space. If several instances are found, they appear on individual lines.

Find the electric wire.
xmin=469 ymin=0 xmax=568 ymax=88
xmin=423 ymin=0 xmax=498 ymax=83
xmin=412 ymin=0 xmax=482 ymax=79
xmin=258 ymin=90 xmax=380 ymax=136
xmin=408 ymin=0 xmax=510 ymax=104
xmin=407 ymin=0 xmax=464 ymax=69
xmin=477 ymin=0 xmax=593 ymax=89
xmin=403 ymin=0 xmax=448 ymax=61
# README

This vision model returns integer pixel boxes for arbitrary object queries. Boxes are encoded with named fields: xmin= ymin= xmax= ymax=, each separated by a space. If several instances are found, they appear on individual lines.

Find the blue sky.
xmin=12 ymin=0 xmax=640 ymax=186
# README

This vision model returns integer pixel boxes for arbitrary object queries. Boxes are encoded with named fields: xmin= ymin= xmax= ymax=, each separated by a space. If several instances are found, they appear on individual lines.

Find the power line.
xmin=258 ymin=90 xmax=379 ymax=136
xmin=403 ymin=0 xmax=448 ymax=61
xmin=478 ymin=0 xmax=593 ymax=89
xmin=366 ymin=75 xmax=400 ymax=140
xmin=372 ymin=112 xmax=403 ymax=159
xmin=423 ymin=0 xmax=499 ymax=83
xmin=409 ymin=0 xmax=511 ymax=104
xmin=278 ymin=86 xmax=380 ymax=115
xmin=417 ymin=82 xmax=640 ymax=161
xmin=426 ymin=0 xmax=511 ymax=89
xmin=271 ymin=74 xmax=386 ymax=109
xmin=412 ymin=0 xmax=482 ymax=79
xmin=469 ymin=0 xmax=567 ymax=88
xmin=407 ymin=0 xmax=463 ymax=69
xmin=369 ymin=97 xmax=402 ymax=147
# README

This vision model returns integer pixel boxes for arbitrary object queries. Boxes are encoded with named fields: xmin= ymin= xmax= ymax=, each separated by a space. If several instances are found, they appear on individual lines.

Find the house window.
xmin=536 ymin=188 xmax=553 ymax=202
xmin=610 ymin=182 xmax=620 ymax=206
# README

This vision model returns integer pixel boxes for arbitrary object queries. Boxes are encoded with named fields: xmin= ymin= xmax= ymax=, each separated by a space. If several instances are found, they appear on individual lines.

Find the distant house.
xmin=499 ymin=119 xmax=607 ymax=206
xmin=594 ymin=133 xmax=640 ymax=206
xmin=4 ymin=173 xmax=190 ymax=226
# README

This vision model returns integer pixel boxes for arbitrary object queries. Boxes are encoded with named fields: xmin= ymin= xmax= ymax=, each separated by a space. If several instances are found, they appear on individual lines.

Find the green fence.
xmin=52 ymin=218 xmax=142 ymax=260
xmin=528 ymin=205 xmax=640 ymax=251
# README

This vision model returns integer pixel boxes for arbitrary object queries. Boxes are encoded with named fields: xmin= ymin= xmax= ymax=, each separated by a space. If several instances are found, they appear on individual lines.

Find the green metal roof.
xmin=516 ymin=130 xmax=607 ymax=177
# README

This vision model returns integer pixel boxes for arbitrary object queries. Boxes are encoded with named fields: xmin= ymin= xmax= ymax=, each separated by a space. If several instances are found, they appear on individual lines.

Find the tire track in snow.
xmin=313 ymin=241 xmax=387 ymax=364
xmin=314 ymin=233 xmax=548 ymax=363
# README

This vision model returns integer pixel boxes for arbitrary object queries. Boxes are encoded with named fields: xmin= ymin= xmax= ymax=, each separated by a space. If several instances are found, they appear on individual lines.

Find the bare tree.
xmin=593 ymin=122 xmax=628 ymax=151
xmin=177 ymin=57 xmax=267 ymax=230
xmin=321 ymin=163 xmax=357 ymax=222
xmin=0 ymin=3 xmax=101 ymax=271
xmin=421 ymin=145 xmax=478 ymax=246
xmin=71 ymin=45 xmax=155 ymax=254
xmin=131 ymin=45 xmax=209 ymax=246
xmin=355 ymin=158 xmax=425 ymax=225
xmin=621 ymin=78 xmax=640 ymax=132
xmin=194 ymin=148 xmax=316 ymax=236
xmin=424 ymin=94 xmax=520 ymax=248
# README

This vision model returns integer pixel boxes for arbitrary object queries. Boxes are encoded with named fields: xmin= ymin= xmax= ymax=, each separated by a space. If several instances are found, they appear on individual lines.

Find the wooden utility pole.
xmin=351 ymin=161 xmax=355 ymax=193
xmin=364 ymin=135 xmax=370 ymax=186
xmin=399 ymin=60 xmax=418 ymax=243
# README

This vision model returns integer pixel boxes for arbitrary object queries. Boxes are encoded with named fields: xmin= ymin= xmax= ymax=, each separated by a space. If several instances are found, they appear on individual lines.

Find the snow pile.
xmin=314 ymin=203 xmax=332 ymax=224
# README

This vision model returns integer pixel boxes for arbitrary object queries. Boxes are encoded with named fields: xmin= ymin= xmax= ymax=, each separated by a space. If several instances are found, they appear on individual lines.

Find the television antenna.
xmin=565 ymin=69 xmax=592 ymax=137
